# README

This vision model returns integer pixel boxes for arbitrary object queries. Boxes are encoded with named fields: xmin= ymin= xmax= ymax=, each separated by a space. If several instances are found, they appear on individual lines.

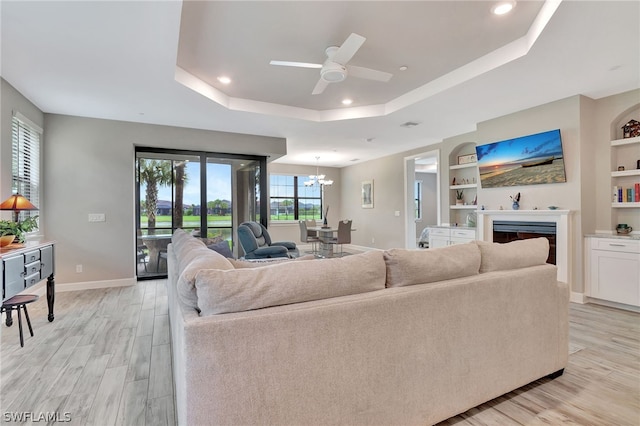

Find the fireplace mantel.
xmin=477 ymin=210 xmax=572 ymax=283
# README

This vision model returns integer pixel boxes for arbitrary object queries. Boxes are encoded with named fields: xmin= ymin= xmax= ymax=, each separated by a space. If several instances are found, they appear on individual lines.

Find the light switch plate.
xmin=88 ymin=213 xmax=106 ymax=222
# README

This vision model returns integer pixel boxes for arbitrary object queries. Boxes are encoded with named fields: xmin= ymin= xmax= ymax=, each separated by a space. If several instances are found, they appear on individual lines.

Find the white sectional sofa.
xmin=167 ymin=229 xmax=569 ymax=425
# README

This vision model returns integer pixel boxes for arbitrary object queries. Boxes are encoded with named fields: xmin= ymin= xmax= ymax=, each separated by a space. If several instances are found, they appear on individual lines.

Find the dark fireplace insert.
xmin=492 ymin=220 xmax=556 ymax=265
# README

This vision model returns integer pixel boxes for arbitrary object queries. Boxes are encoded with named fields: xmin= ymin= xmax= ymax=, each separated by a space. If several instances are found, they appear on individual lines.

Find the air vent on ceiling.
xmin=401 ymin=121 xmax=421 ymax=128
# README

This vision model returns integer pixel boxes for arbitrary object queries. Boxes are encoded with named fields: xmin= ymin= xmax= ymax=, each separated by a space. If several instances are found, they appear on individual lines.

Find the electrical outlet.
xmin=371 ymin=237 xmax=375 ymax=244
xmin=76 ymin=264 xmax=83 ymax=273
xmin=394 ymin=211 xmax=400 ymax=217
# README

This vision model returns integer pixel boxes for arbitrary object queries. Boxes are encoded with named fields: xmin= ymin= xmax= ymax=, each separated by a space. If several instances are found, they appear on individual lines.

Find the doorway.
xmin=135 ymin=148 xmax=266 ymax=279
xmin=404 ymin=150 xmax=440 ymax=248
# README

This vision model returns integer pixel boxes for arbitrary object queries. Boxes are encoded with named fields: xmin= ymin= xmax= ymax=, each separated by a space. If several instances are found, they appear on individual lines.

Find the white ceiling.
xmin=1 ymin=1 xmax=638 ymax=168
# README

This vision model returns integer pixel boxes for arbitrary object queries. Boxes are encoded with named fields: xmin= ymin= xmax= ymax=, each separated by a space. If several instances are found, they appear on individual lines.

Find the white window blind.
xmin=11 ymin=113 xmax=41 ymax=219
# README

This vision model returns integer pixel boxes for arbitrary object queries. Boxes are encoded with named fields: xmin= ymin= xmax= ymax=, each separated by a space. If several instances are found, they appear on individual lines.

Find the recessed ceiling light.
xmin=217 ymin=76 xmax=232 ymax=84
xmin=342 ymin=98 xmax=353 ymax=105
xmin=399 ymin=66 xmax=408 ymax=71
xmin=492 ymin=1 xmax=516 ymax=15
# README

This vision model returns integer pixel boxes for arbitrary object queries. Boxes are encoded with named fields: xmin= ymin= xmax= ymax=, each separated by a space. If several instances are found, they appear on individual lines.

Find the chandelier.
xmin=304 ymin=157 xmax=333 ymax=187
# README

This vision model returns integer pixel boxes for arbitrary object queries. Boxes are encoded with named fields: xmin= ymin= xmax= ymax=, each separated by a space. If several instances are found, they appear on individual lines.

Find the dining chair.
xmin=137 ymin=229 xmax=148 ymax=272
xmin=299 ymin=220 xmax=320 ymax=253
xmin=327 ymin=219 xmax=352 ymax=257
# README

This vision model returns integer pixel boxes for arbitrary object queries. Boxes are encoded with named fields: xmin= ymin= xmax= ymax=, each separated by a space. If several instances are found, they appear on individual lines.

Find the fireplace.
xmin=477 ymin=210 xmax=571 ymax=283
xmin=492 ymin=220 xmax=556 ymax=264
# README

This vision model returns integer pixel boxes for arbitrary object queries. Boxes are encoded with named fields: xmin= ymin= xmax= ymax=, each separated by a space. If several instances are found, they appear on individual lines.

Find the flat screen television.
xmin=475 ymin=129 xmax=566 ymax=188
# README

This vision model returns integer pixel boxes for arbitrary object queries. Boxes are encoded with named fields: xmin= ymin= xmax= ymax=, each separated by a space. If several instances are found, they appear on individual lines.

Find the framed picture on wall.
xmin=457 ymin=153 xmax=477 ymax=165
xmin=361 ymin=180 xmax=374 ymax=208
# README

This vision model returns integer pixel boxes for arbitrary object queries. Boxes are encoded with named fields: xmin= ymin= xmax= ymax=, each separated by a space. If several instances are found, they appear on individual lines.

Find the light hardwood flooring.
xmin=1 ymin=281 xmax=638 ymax=425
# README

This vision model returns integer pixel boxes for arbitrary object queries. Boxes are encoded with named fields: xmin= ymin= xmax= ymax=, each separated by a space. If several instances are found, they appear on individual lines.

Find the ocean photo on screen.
xmin=475 ymin=129 xmax=567 ymax=188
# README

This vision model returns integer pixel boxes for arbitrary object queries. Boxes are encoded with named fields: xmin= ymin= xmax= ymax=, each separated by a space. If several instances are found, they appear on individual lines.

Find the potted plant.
xmin=455 ymin=190 xmax=464 ymax=205
xmin=0 ymin=215 xmax=39 ymax=244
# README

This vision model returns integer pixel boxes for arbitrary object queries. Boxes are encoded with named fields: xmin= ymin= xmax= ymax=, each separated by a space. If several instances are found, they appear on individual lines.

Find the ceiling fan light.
xmin=321 ymin=63 xmax=347 ymax=82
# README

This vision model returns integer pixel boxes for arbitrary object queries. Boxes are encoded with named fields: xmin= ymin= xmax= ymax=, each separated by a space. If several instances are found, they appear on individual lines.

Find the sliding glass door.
xmin=135 ymin=148 xmax=266 ymax=279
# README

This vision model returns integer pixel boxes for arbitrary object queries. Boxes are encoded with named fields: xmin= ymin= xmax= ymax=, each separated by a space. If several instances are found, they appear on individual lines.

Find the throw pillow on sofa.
xmin=208 ymin=240 xmax=234 ymax=258
xmin=473 ymin=237 xmax=549 ymax=273
xmin=384 ymin=243 xmax=481 ymax=288
xmin=177 ymin=247 xmax=234 ymax=309
xmin=195 ymin=251 xmax=386 ymax=315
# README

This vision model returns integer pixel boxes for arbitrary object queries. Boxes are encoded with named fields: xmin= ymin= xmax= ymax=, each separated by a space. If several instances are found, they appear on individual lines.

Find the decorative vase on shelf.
xmin=323 ymin=216 xmax=328 ymax=227
xmin=512 ymin=201 xmax=520 ymax=210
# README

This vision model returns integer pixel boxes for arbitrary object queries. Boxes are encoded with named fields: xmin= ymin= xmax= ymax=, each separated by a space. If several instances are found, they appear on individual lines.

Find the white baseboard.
xmin=55 ymin=277 xmax=136 ymax=292
xmin=585 ymin=297 xmax=640 ymax=313
xmin=344 ymin=244 xmax=383 ymax=252
xmin=24 ymin=277 xmax=136 ymax=298
xmin=570 ymin=292 xmax=586 ymax=304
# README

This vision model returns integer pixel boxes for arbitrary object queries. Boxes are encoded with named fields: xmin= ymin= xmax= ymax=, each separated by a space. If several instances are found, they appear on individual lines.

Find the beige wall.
xmin=4 ymin=76 xmax=638 ymax=295
xmin=337 ymin=91 xmax=639 ymax=296
xmin=42 ymin=114 xmax=286 ymax=284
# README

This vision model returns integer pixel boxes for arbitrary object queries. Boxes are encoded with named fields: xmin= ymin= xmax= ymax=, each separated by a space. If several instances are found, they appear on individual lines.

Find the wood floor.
xmin=1 ymin=281 xmax=638 ymax=425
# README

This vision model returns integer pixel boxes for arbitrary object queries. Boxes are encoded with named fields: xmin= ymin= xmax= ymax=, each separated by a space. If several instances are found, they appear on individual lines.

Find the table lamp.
xmin=0 ymin=193 xmax=39 ymax=223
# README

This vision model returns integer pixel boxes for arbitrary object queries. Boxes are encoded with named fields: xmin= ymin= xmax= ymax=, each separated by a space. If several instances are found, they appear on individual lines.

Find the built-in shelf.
xmin=612 ymin=170 xmax=640 ymax=177
xmin=450 ymin=205 xmax=478 ymax=209
xmin=612 ymin=202 xmax=640 ymax=208
xmin=449 ymin=162 xmax=477 ymax=170
xmin=611 ymin=135 xmax=640 ymax=146
xmin=449 ymin=184 xmax=478 ymax=189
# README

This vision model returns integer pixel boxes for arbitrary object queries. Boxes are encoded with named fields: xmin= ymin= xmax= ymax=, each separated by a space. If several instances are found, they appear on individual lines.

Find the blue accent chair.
xmin=237 ymin=222 xmax=299 ymax=259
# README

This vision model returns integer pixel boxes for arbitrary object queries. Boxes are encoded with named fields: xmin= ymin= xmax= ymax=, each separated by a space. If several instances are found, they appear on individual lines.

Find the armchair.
xmin=238 ymin=222 xmax=299 ymax=259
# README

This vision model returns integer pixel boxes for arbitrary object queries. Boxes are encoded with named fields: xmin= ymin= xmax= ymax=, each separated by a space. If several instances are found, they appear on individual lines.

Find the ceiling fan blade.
xmin=312 ymin=78 xmax=329 ymax=95
xmin=270 ymin=60 xmax=322 ymax=69
xmin=347 ymin=65 xmax=393 ymax=82
xmin=331 ymin=33 xmax=366 ymax=65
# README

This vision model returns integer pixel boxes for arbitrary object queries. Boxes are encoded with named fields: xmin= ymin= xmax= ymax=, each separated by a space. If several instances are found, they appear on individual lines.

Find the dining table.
xmin=308 ymin=226 xmax=356 ymax=258
xmin=141 ymin=233 xmax=172 ymax=272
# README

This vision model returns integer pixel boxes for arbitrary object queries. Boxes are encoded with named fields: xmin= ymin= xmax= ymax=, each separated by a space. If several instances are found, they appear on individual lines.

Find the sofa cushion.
xmin=384 ymin=243 xmax=481 ymax=288
xmin=208 ymin=240 xmax=234 ymax=258
xmin=474 ymin=237 xmax=549 ymax=273
xmin=228 ymin=254 xmax=316 ymax=268
xmin=195 ymin=250 xmax=386 ymax=315
xmin=177 ymin=247 xmax=234 ymax=309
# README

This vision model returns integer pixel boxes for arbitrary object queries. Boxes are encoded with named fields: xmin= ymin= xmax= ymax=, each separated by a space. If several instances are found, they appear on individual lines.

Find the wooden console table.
xmin=1 ymin=240 xmax=55 ymax=324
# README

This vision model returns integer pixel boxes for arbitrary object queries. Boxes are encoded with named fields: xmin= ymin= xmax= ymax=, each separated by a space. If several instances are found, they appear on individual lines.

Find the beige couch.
xmin=167 ymin=229 xmax=569 ymax=426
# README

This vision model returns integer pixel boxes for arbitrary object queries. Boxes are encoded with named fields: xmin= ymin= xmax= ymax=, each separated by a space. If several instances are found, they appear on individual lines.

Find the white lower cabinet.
xmin=586 ymin=237 xmax=640 ymax=307
xmin=428 ymin=227 xmax=476 ymax=248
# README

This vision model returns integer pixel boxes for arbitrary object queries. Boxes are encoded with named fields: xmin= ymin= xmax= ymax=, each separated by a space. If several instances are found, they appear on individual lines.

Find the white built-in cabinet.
xmin=586 ymin=236 xmax=640 ymax=308
xmin=428 ymin=227 xmax=476 ymax=248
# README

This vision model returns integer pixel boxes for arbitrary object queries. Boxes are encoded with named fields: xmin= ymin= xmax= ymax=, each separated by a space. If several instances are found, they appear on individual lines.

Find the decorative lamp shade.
xmin=0 ymin=193 xmax=38 ymax=211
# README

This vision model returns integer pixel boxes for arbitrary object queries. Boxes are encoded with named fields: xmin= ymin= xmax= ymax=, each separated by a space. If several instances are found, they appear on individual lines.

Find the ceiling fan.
xmin=269 ymin=33 xmax=393 ymax=95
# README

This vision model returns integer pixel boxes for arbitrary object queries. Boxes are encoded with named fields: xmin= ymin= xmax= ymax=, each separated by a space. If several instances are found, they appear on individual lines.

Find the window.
xmin=270 ymin=175 xmax=322 ymax=221
xmin=415 ymin=180 xmax=423 ymax=220
xmin=11 ymin=113 xmax=41 ymax=220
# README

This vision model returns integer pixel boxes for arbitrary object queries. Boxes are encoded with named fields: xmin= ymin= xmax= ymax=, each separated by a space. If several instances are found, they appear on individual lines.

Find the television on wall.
xmin=475 ymin=129 xmax=567 ymax=188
